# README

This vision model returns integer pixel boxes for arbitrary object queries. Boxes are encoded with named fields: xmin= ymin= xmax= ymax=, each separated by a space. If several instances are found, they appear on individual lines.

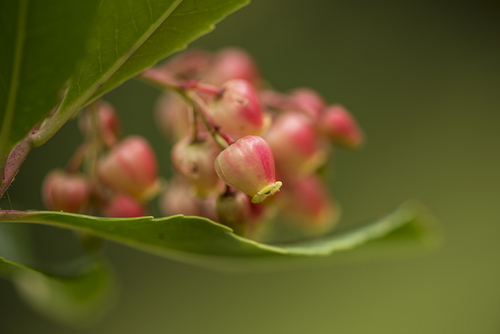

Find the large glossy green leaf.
xmin=0 ymin=202 xmax=437 ymax=271
xmin=0 ymin=0 xmax=100 ymax=161
xmin=0 ymin=256 xmax=116 ymax=326
xmin=33 ymin=0 xmax=249 ymax=146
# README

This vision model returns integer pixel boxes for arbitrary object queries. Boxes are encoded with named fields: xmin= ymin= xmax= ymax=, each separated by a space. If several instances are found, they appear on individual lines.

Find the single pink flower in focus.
xmin=214 ymin=136 xmax=282 ymax=203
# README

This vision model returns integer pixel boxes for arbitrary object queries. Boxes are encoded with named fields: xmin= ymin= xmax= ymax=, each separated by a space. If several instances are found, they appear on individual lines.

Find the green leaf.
xmin=0 ymin=0 xmax=100 ymax=161
xmin=0 ymin=224 xmax=116 ymax=326
xmin=0 ymin=223 xmax=33 ymax=264
xmin=0 ymin=256 xmax=116 ymax=326
xmin=0 ymin=202 xmax=438 ymax=271
xmin=0 ymin=225 xmax=115 ymax=326
xmin=33 ymin=0 xmax=249 ymax=147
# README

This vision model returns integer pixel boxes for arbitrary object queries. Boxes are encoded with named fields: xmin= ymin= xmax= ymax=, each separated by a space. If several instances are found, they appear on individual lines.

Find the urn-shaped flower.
xmin=288 ymin=88 xmax=325 ymax=119
xmin=97 ymin=136 xmax=160 ymax=201
xmin=159 ymin=178 xmax=217 ymax=220
xmin=280 ymin=175 xmax=339 ymax=235
xmin=79 ymin=101 xmax=122 ymax=147
xmin=204 ymin=47 xmax=260 ymax=87
xmin=264 ymin=112 xmax=326 ymax=176
xmin=103 ymin=194 xmax=147 ymax=218
xmin=42 ymin=170 xmax=91 ymax=213
xmin=171 ymin=136 xmax=224 ymax=196
xmin=320 ymin=104 xmax=364 ymax=149
xmin=214 ymin=136 xmax=282 ymax=203
xmin=208 ymin=79 xmax=268 ymax=136
xmin=215 ymin=190 xmax=252 ymax=236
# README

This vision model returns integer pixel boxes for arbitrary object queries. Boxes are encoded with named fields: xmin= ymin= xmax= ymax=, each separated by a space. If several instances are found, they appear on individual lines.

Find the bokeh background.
xmin=1 ymin=0 xmax=500 ymax=333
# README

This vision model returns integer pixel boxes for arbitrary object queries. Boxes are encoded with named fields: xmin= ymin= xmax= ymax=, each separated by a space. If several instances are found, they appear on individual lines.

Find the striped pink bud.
xmin=42 ymin=170 xmax=90 ymax=213
xmin=215 ymin=190 xmax=252 ymax=236
xmin=280 ymin=175 xmax=339 ymax=234
xmin=97 ymin=136 xmax=160 ymax=201
xmin=159 ymin=178 xmax=217 ymax=221
xmin=204 ymin=47 xmax=260 ymax=87
xmin=209 ymin=79 xmax=269 ymax=136
xmin=264 ymin=112 xmax=326 ymax=176
xmin=320 ymin=104 xmax=364 ymax=149
xmin=214 ymin=136 xmax=282 ymax=203
xmin=288 ymin=88 xmax=325 ymax=119
xmin=79 ymin=101 xmax=121 ymax=147
xmin=103 ymin=194 xmax=147 ymax=218
xmin=155 ymin=93 xmax=191 ymax=141
xmin=171 ymin=136 xmax=224 ymax=196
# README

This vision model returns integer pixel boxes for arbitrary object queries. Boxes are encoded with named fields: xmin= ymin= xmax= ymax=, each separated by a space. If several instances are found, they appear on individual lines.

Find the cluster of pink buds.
xmin=149 ymin=47 xmax=364 ymax=239
xmin=41 ymin=47 xmax=363 ymax=241
xmin=42 ymin=102 xmax=161 ymax=218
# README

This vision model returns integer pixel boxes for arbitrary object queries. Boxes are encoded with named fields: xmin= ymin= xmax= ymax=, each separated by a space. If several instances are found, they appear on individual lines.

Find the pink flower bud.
xmin=204 ymin=47 xmax=260 ymax=87
xmin=264 ymin=112 xmax=326 ymax=176
xmin=288 ymin=88 xmax=325 ymax=119
xmin=215 ymin=189 xmax=252 ymax=235
xmin=280 ymin=175 xmax=339 ymax=235
xmin=155 ymin=93 xmax=196 ymax=141
xmin=79 ymin=101 xmax=121 ymax=147
xmin=97 ymin=136 xmax=160 ymax=201
xmin=159 ymin=178 xmax=217 ymax=221
xmin=320 ymin=105 xmax=364 ymax=149
xmin=214 ymin=136 xmax=282 ymax=203
xmin=98 ymin=101 xmax=122 ymax=146
xmin=103 ymin=194 xmax=147 ymax=218
xmin=42 ymin=170 xmax=90 ymax=213
xmin=208 ymin=79 xmax=269 ymax=136
xmin=171 ymin=136 xmax=224 ymax=196
xmin=162 ymin=48 xmax=211 ymax=79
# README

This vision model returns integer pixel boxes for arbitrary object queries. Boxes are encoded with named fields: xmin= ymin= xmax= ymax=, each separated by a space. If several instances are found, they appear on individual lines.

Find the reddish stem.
xmin=140 ymin=69 xmax=221 ymax=97
xmin=140 ymin=68 xmax=234 ymax=147
xmin=188 ymin=92 xmax=235 ymax=146
xmin=0 ymin=136 xmax=31 ymax=203
xmin=65 ymin=144 xmax=89 ymax=174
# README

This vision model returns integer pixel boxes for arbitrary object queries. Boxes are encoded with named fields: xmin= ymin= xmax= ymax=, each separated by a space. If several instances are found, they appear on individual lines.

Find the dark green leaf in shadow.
xmin=0 ymin=257 xmax=117 ymax=327
xmin=0 ymin=201 xmax=438 ymax=271
xmin=0 ymin=0 xmax=100 ymax=161
xmin=0 ymin=223 xmax=116 ymax=326
xmin=0 ymin=223 xmax=33 ymax=264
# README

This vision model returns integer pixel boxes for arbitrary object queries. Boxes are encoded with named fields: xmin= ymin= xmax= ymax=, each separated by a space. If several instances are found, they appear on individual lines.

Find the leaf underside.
xmin=0 ymin=201 xmax=437 ymax=271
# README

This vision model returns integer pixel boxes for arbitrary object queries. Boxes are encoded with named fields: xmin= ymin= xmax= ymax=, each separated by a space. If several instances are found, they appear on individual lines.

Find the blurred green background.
xmin=2 ymin=0 xmax=500 ymax=333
